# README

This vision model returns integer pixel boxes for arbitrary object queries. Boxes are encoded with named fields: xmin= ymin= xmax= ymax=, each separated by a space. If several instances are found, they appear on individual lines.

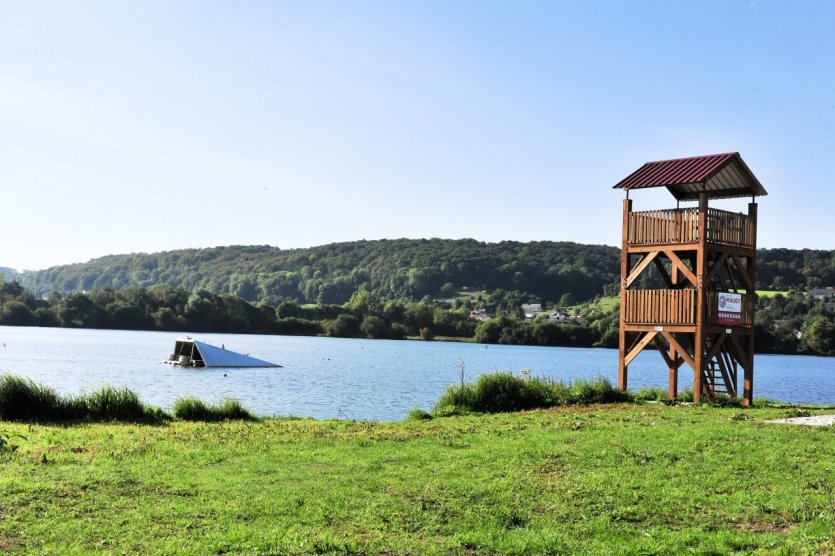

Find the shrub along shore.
xmin=2 ymin=372 xmax=807 ymax=426
xmin=0 ymin=374 xmax=256 ymax=423
xmin=2 ymin=372 xmax=828 ymax=427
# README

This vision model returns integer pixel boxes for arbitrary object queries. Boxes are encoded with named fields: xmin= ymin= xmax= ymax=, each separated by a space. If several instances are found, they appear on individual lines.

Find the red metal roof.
xmin=612 ymin=152 xmax=767 ymax=201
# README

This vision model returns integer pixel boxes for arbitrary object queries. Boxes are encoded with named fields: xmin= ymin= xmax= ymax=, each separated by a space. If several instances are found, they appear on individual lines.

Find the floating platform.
xmin=162 ymin=339 xmax=280 ymax=368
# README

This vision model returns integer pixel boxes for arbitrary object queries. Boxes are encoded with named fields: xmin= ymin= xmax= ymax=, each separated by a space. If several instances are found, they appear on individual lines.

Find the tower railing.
xmin=624 ymin=289 xmax=754 ymax=327
xmin=627 ymin=207 xmax=753 ymax=249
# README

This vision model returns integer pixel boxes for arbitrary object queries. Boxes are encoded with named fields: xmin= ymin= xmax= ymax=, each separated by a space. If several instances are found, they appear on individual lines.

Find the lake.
xmin=1 ymin=325 xmax=833 ymax=420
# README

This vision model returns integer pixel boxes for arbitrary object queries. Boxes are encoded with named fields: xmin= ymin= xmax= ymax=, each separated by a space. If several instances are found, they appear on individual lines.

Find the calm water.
xmin=1 ymin=326 xmax=833 ymax=420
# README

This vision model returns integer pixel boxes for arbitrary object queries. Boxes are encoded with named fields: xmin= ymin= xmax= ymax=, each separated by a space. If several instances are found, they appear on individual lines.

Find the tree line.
xmin=16 ymin=240 xmax=622 ymax=306
xmin=15 ymin=240 xmax=835 ymax=311
xmin=2 ymin=278 xmax=834 ymax=355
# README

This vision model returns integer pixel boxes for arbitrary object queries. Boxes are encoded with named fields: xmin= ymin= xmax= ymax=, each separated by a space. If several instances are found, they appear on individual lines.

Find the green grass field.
xmin=1 ymin=405 xmax=833 ymax=554
xmin=756 ymin=290 xmax=791 ymax=298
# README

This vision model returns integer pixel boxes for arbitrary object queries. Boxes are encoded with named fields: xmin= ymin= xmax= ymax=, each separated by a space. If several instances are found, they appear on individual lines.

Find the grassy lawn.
xmin=1 ymin=405 xmax=833 ymax=554
xmin=756 ymin=290 xmax=791 ymax=298
xmin=589 ymin=295 xmax=619 ymax=314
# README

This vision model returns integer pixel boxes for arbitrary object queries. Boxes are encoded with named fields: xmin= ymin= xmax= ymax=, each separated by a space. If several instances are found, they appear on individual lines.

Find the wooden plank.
xmin=623 ymin=324 xmax=698 ymax=333
xmin=628 ymin=243 xmax=700 ymax=253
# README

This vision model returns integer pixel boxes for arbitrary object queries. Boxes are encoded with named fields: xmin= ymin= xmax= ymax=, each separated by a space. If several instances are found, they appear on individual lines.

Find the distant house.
xmin=808 ymin=288 xmax=834 ymax=300
xmin=468 ymin=309 xmax=495 ymax=322
xmin=521 ymin=303 xmax=543 ymax=319
xmin=548 ymin=311 xmax=570 ymax=323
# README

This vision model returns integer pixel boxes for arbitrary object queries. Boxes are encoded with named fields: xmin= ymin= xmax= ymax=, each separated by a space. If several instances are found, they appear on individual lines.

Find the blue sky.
xmin=1 ymin=1 xmax=833 ymax=271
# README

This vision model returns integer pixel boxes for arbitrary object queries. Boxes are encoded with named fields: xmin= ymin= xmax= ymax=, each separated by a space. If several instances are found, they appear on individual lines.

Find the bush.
xmin=0 ymin=375 xmax=166 ymax=423
xmin=469 ymin=373 xmax=554 ymax=412
xmin=173 ymin=396 xmax=258 ymax=422
xmin=433 ymin=373 xmax=633 ymax=415
xmin=406 ymin=408 xmax=433 ymax=420
xmin=676 ymin=387 xmax=695 ymax=403
xmin=326 ymin=314 xmax=361 ymax=338
xmin=710 ymin=394 xmax=742 ymax=408
xmin=634 ymin=387 xmax=669 ymax=403
xmin=568 ymin=378 xmax=632 ymax=405
xmin=0 ymin=375 xmax=65 ymax=421
xmin=84 ymin=386 xmax=159 ymax=422
xmin=434 ymin=384 xmax=476 ymax=415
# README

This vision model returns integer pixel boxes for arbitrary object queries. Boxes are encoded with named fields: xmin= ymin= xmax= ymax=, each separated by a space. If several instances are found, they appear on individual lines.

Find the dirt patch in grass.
xmin=768 ymin=415 xmax=835 ymax=426
xmin=0 ymin=535 xmax=22 ymax=551
xmin=735 ymin=518 xmax=793 ymax=533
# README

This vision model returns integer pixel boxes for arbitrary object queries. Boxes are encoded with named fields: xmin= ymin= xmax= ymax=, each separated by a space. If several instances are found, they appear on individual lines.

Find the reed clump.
xmin=433 ymin=372 xmax=633 ymax=415
xmin=0 ymin=375 xmax=67 ymax=422
xmin=173 ymin=396 xmax=258 ymax=422
xmin=0 ymin=374 xmax=258 ymax=424
xmin=0 ymin=375 xmax=167 ymax=423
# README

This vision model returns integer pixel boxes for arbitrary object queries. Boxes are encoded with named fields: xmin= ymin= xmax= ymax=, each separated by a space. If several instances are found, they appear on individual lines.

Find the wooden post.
xmin=668 ymin=264 xmax=679 ymax=399
xmin=618 ymin=198 xmax=632 ymax=391
xmin=668 ymin=342 xmax=678 ymax=399
xmin=743 ymin=202 xmax=758 ymax=406
xmin=693 ymin=193 xmax=708 ymax=404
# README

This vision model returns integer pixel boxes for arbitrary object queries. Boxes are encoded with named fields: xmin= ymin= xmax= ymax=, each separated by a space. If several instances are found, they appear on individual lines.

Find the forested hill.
xmin=14 ymin=240 xmax=835 ymax=306
xmin=0 ymin=267 xmax=18 ymax=282
xmin=17 ymin=240 xmax=620 ymax=305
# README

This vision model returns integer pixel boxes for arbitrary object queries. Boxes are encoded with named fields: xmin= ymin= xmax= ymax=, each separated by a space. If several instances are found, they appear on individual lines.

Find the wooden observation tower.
xmin=613 ymin=153 xmax=767 ymax=405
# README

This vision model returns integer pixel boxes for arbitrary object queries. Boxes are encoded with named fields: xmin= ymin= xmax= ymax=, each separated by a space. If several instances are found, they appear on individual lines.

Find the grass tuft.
xmin=173 ymin=396 xmax=258 ymax=422
xmin=406 ymin=408 xmax=433 ymax=420
xmin=83 ymin=386 xmax=167 ymax=423
xmin=676 ymin=387 xmax=695 ymax=403
xmin=634 ymin=387 xmax=669 ymax=403
xmin=0 ymin=375 xmax=169 ymax=423
xmin=0 ymin=375 xmax=66 ymax=422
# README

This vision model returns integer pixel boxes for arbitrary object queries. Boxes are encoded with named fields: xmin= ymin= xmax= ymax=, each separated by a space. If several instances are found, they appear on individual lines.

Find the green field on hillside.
xmin=1 ymin=405 xmax=833 ymax=554
xmin=757 ymin=290 xmax=791 ymax=298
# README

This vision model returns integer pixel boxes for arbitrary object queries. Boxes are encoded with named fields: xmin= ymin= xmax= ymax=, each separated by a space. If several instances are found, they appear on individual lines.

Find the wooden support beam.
xmin=706 ymin=333 xmax=727 ymax=362
xmin=627 ymin=243 xmax=700 ymax=254
xmin=624 ymin=331 xmax=657 ymax=366
xmin=669 ymin=341 xmax=678 ymax=399
xmin=743 ymin=202 xmax=757 ymax=406
xmin=718 ymin=271 xmax=729 ymax=291
xmin=618 ymin=198 xmax=632 ymax=392
xmin=725 ymin=334 xmax=752 ymax=371
xmin=720 ymin=346 xmax=738 ymax=396
xmin=626 ymin=251 xmax=660 ymax=288
xmin=661 ymin=331 xmax=695 ymax=371
xmin=714 ymin=349 xmax=735 ymax=397
xmin=730 ymin=253 xmax=755 ymax=292
xmin=694 ymin=193 xmax=708 ymax=404
xmin=663 ymin=249 xmax=698 ymax=287
xmin=705 ymin=251 xmax=730 ymax=284
xmin=653 ymin=257 xmax=674 ymax=288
